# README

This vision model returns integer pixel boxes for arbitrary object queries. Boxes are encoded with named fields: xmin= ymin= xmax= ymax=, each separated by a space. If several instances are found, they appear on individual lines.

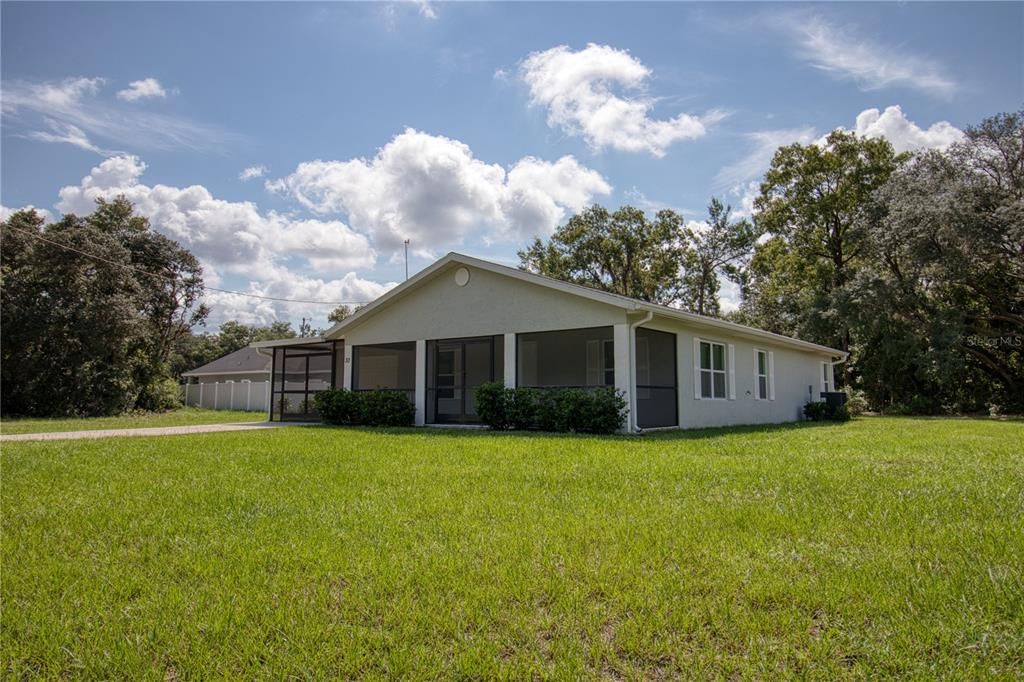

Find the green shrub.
xmin=506 ymin=387 xmax=539 ymax=430
xmin=585 ymin=387 xmax=628 ymax=433
xmin=804 ymin=401 xmax=829 ymax=421
xmin=474 ymin=383 xmax=509 ymax=430
xmin=314 ymin=389 xmax=414 ymax=427
xmin=477 ymin=384 xmax=626 ymax=434
xmin=136 ymin=377 xmax=183 ymax=412
xmin=359 ymin=390 xmax=416 ymax=427
xmin=805 ymin=399 xmax=852 ymax=422
xmin=845 ymin=389 xmax=869 ymax=416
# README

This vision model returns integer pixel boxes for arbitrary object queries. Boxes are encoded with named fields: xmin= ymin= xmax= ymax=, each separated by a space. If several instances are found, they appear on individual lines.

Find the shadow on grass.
xmin=307 ymin=418 xmax=841 ymax=444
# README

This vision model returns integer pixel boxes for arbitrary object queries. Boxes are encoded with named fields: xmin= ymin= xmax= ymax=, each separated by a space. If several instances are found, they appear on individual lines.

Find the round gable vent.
xmin=454 ymin=267 xmax=471 ymax=287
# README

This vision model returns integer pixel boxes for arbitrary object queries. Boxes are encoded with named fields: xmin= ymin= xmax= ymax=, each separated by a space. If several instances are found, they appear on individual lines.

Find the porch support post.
xmin=503 ymin=332 xmax=516 ymax=387
xmin=613 ymin=323 xmax=631 ymax=432
xmin=343 ymin=344 xmax=353 ymax=390
xmin=415 ymin=339 xmax=426 ymax=426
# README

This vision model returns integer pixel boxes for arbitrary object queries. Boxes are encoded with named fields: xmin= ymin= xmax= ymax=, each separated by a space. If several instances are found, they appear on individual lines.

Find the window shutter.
xmin=820 ymin=361 xmax=828 ymax=394
xmin=768 ymin=351 xmax=775 ymax=401
xmin=727 ymin=344 xmax=736 ymax=400
xmin=753 ymin=349 xmax=761 ymax=400
xmin=693 ymin=337 xmax=701 ymax=399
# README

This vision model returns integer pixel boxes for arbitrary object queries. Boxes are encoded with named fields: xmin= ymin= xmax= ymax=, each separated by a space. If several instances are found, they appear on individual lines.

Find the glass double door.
xmin=434 ymin=337 xmax=494 ymax=423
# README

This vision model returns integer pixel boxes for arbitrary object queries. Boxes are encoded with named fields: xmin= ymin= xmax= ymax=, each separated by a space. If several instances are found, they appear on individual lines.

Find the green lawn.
xmin=2 ymin=418 xmax=1021 ymax=679
xmin=0 ymin=407 xmax=264 ymax=435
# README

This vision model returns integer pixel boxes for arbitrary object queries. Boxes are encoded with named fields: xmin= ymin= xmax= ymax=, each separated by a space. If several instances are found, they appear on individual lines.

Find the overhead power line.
xmin=3 ymin=224 xmax=375 ymax=306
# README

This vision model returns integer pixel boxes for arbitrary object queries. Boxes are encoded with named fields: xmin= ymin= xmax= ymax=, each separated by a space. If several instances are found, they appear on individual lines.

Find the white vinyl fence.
xmin=183 ymin=380 xmax=270 ymax=413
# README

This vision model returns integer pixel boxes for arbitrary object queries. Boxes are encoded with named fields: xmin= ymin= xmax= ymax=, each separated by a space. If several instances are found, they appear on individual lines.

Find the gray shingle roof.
xmin=182 ymin=347 xmax=270 ymax=376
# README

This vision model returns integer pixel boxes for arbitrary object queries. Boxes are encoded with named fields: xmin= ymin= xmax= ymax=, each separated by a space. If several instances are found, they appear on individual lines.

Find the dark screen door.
xmin=434 ymin=338 xmax=493 ymax=423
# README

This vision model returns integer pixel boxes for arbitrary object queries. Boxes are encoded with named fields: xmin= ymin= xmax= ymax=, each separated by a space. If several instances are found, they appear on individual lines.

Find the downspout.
xmin=830 ymin=354 xmax=848 ymax=391
xmin=628 ymin=310 xmax=654 ymax=433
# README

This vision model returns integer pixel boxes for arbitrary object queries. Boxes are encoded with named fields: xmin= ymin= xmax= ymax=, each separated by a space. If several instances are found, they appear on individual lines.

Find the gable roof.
xmin=257 ymin=252 xmax=846 ymax=358
xmin=182 ymin=347 xmax=271 ymax=377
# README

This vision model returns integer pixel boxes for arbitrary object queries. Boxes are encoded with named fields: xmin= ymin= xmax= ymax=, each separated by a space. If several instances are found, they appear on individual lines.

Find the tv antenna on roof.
xmin=404 ymin=239 xmax=410 ymax=281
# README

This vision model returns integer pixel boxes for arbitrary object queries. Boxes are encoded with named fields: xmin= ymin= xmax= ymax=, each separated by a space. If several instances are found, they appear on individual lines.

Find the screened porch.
xmin=268 ymin=340 xmax=342 ymax=421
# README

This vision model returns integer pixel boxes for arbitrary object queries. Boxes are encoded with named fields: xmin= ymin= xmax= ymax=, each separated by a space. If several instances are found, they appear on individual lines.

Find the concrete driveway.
xmin=1 ymin=421 xmax=310 ymax=442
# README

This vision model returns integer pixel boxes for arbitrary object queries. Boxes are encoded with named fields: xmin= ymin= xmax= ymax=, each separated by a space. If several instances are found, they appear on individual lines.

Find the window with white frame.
xmin=699 ymin=340 xmax=727 ymax=399
xmin=821 ymin=362 xmax=832 ymax=393
xmin=756 ymin=350 xmax=769 ymax=400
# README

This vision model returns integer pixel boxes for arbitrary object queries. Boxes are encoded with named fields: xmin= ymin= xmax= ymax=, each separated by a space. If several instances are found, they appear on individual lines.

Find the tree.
xmin=252 ymin=321 xmax=296 ymax=342
xmin=746 ymin=131 xmax=907 ymax=383
xmin=518 ymin=205 xmax=688 ymax=304
xmin=328 ymin=305 xmax=353 ymax=324
xmin=681 ymin=198 xmax=758 ymax=317
xmin=216 ymin=321 xmax=258 ymax=355
xmin=854 ymin=110 xmax=1024 ymax=410
xmin=1 ymin=199 xmax=208 ymax=416
xmin=86 ymin=198 xmax=208 ymax=409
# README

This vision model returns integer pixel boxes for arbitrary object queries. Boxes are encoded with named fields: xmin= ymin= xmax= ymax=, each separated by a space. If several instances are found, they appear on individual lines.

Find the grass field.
xmin=0 ymin=407 xmax=264 ymax=435
xmin=2 ymin=417 xmax=1021 ymax=678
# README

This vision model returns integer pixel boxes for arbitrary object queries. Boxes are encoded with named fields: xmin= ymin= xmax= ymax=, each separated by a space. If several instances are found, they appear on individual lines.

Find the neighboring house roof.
xmin=252 ymin=252 xmax=847 ymax=358
xmin=182 ymin=347 xmax=271 ymax=377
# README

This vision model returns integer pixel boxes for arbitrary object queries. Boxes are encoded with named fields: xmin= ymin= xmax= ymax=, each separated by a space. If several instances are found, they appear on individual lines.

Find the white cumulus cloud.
xmin=837 ymin=105 xmax=963 ymax=153
xmin=267 ymin=128 xmax=611 ymax=251
xmin=51 ymin=155 xmax=390 ymax=326
xmin=519 ymin=43 xmax=719 ymax=157
xmin=116 ymin=78 xmax=168 ymax=102
xmin=201 ymin=265 xmax=394 ymax=328
xmin=56 ymin=155 xmax=376 ymax=276
xmin=1 ymin=204 xmax=53 ymax=222
xmin=239 ymin=165 xmax=268 ymax=181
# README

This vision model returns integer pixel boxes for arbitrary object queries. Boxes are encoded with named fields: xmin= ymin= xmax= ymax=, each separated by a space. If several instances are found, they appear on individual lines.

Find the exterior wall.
xmin=342 ymin=264 xmax=628 ymax=347
xmin=328 ymin=261 xmax=836 ymax=430
xmin=339 ymin=263 xmax=631 ymax=425
xmin=640 ymin=317 xmax=831 ymax=429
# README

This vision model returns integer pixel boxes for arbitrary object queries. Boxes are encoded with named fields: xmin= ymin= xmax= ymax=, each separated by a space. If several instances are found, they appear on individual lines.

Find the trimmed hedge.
xmin=313 ymin=389 xmax=415 ymax=427
xmin=475 ymin=382 xmax=627 ymax=434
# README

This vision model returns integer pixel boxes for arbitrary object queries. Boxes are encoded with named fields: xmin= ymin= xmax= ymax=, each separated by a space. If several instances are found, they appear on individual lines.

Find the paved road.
xmin=0 ymin=421 xmax=309 ymax=442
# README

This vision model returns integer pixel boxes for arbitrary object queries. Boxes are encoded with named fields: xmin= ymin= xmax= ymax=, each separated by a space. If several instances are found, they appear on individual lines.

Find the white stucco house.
xmin=253 ymin=252 xmax=846 ymax=431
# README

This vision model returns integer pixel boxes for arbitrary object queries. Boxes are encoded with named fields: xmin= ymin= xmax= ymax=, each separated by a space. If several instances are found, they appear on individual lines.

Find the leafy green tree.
xmin=216 ymin=320 xmax=258 ymax=355
xmin=855 ymin=110 xmax=1024 ymax=410
xmin=681 ymin=198 xmax=758 ymax=317
xmin=518 ymin=205 xmax=688 ymax=304
xmin=328 ymin=305 xmax=353 ymax=323
xmin=745 ymin=131 xmax=907 ymax=383
xmin=1 ymin=198 xmax=207 ymax=416
xmin=252 ymin=321 xmax=296 ymax=342
xmin=86 ymin=198 xmax=208 ymax=410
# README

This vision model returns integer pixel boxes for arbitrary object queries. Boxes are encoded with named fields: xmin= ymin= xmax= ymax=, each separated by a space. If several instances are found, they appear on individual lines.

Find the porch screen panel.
xmin=270 ymin=342 xmax=336 ymax=422
xmin=516 ymin=326 xmax=614 ymax=388
xmin=353 ymin=342 xmax=416 ymax=401
xmin=636 ymin=328 xmax=677 ymax=428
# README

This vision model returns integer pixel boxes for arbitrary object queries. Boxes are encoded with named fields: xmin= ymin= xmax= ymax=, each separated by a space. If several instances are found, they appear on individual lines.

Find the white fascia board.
xmin=250 ymin=337 xmax=326 ymax=349
xmin=639 ymin=304 xmax=847 ymax=358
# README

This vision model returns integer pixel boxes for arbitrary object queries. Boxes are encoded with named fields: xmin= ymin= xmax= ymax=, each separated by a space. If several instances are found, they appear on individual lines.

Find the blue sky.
xmin=2 ymin=1 xmax=1021 ymax=329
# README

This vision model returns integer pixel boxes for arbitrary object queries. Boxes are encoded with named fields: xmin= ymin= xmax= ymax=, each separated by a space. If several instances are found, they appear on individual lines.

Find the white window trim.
xmin=754 ymin=348 xmax=776 ymax=401
xmin=694 ymin=338 xmax=732 ymax=400
xmin=820 ymin=361 xmax=832 ymax=395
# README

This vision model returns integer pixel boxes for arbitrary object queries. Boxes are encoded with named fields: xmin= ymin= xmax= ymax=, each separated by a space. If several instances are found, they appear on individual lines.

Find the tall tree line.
xmin=522 ymin=109 xmax=1023 ymax=412
xmin=2 ymin=197 xmax=207 ymax=416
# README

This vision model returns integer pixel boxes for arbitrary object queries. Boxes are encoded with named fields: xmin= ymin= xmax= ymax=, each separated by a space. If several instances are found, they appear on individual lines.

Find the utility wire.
xmin=3 ymin=224 xmax=375 ymax=306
